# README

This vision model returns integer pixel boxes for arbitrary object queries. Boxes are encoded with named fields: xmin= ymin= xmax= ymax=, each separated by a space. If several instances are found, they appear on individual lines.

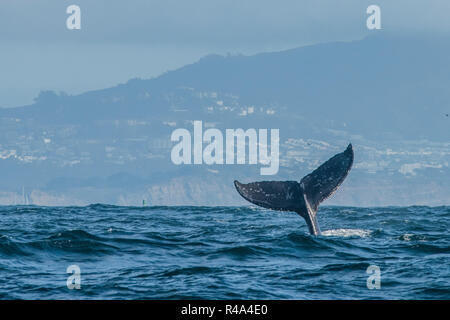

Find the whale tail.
xmin=234 ymin=144 xmax=354 ymax=235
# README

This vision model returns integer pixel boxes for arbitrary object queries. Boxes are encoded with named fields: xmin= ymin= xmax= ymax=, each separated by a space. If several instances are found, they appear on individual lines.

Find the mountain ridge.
xmin=0 ymin=34 xmax=449 ymax=206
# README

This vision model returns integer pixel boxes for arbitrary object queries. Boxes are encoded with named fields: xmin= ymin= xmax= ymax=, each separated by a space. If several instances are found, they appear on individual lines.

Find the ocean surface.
xmin=0 ymin=205 xmax=449 ymax=300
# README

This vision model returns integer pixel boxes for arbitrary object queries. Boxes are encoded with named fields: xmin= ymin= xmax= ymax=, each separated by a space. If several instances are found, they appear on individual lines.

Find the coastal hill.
xmin=0 ymin=34 xmax=449 ymax=206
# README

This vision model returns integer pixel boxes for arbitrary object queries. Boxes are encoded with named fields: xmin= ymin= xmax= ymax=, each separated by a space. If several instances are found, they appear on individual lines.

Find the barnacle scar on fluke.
xmin=234 ymin=144 xmax=354 ymax=235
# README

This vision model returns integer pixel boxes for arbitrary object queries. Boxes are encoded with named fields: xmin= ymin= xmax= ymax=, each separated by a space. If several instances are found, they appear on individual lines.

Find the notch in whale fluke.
xmin=234 ymin=143 xmax=354 ymax=235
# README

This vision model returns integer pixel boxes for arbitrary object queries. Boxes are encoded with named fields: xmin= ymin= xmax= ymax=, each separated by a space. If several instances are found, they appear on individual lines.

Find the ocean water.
xmin=0 ymin=205 xmax=449 ymax=300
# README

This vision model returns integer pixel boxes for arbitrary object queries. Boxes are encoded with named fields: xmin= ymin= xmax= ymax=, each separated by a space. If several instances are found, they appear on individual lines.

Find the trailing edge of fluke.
xmin=234 ymin=144 xmax=354 ymax=235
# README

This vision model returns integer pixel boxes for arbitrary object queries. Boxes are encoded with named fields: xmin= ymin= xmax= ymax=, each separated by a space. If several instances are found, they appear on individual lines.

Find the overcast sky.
xmin=1 ymin=0 xmax=449 ymax=107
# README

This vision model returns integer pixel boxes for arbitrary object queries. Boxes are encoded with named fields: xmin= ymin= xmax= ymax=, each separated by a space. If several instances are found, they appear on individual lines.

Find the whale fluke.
xmin=234 ymin=144 xmax=354 ymax=235
xmin=234 ymin=180 xmax=304 ymax=212
xmin=299 ymin=143 xmax=354 ymax=212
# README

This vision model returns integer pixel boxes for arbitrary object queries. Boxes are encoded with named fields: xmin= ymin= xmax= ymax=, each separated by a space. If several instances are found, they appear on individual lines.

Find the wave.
xmin=321 ymin=229 xmax=372 ymax=238
xmin=0 ymin=205 xmax=449 ymax=299
xmin=0 ymin=230 xmax=119 ymax=257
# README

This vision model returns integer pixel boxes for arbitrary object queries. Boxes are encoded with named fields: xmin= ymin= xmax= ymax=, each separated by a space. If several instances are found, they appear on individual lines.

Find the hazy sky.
xmin=1 ymin=0 xmax=449 ymax=107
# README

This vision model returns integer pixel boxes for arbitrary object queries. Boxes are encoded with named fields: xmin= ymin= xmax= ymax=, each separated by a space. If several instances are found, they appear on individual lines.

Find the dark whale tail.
xmin=234 ymin=144 xmax=354 ymax=235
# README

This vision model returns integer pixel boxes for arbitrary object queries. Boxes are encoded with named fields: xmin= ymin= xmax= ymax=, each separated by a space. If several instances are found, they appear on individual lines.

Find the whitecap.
xmin=321 ymin=229 xmax=372 ymax=238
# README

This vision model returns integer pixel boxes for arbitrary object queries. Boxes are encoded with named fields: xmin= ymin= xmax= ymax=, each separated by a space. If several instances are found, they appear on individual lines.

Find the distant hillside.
xmin=0 ymin=34 xmax=449 ymax=206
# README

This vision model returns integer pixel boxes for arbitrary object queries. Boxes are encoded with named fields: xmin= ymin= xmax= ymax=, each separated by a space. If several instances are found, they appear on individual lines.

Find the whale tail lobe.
xmin=299 ymin=143 xmax=354 ymax=212
xmin=234 ymin=144 xmax=354 ymax=235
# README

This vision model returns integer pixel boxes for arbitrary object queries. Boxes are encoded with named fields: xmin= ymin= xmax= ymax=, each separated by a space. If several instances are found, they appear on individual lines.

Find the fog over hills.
xmin=1 ymin=34 xmax=449 ymax=206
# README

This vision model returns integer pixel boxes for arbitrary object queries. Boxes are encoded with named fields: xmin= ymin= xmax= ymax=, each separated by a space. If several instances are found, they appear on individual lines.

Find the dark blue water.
xmin=0 ymin=205 xmax=449 ymax=299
